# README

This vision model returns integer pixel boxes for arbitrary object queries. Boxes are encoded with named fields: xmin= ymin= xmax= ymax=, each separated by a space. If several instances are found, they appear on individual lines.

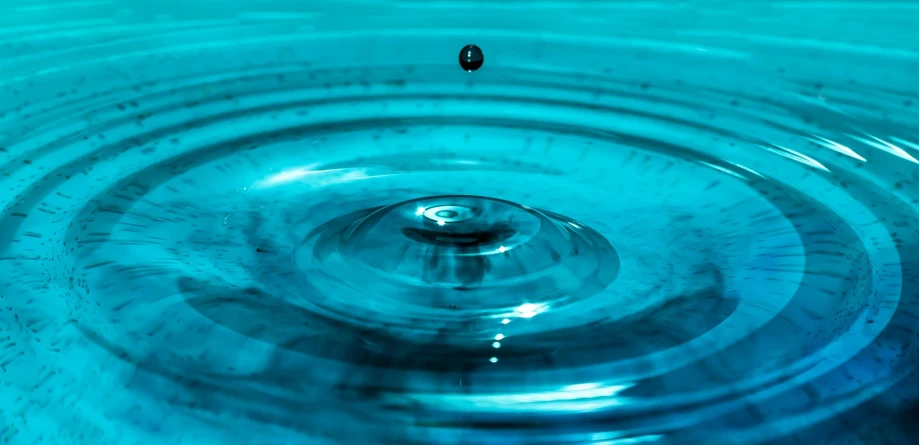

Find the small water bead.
xmin=459 ymin=44 xmax=484 ymax=72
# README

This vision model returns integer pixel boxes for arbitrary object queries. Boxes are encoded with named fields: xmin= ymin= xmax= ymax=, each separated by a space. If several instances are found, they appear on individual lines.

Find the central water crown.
xmin=420 ymin=204 xmax=478 ymax=224
xmin=402 ymin=197 xmax=540 ymax=251
xmin=320 ymin=195 xmax=619 ymax=294
xmin=341 ymin=195 xmax=547 ymax=287
xmin=298 ymin=194 xmax=619 ymax=316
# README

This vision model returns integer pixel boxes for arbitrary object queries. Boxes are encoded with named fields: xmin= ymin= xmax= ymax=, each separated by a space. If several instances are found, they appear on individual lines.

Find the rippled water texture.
xmin=3 ymin=1 xmax=919 ymax=444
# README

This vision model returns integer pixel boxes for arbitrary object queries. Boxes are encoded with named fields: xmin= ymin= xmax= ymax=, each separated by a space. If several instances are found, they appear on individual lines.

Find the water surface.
xmin=1 ymin=1 xmax=919 ymax=444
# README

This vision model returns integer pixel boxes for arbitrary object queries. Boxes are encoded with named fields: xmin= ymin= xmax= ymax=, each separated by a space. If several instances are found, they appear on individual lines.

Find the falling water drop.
xmin=459 ymin=44 xmax=484 ymax=72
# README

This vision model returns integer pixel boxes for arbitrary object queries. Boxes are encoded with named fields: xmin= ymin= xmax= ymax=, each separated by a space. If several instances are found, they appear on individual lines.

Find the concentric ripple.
xmin=2 ymin=1 xmax=919 ymax=445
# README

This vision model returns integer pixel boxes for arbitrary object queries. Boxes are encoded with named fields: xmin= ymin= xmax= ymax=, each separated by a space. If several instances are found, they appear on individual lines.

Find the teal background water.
xmin=2 ymin=1 xmax=919 ymax=444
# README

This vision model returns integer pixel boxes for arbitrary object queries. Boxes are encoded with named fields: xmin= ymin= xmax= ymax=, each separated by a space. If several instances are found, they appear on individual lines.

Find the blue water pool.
xmin=2 ymin=1 xmax=918 ymax=444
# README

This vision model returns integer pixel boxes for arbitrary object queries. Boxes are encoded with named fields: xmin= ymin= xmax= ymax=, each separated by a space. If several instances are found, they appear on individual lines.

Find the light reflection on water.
xmin=1 ymin=1 xmax=918 ymax=444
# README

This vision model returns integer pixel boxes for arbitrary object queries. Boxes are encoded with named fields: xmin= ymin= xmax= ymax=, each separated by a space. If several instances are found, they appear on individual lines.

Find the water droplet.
xmin=459 ymin=44 xmax=484 ymax=72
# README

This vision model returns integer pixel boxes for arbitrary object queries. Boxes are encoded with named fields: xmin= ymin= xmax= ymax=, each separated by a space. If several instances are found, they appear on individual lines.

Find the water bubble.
xmin=459 ymin=44 xmax=484 ymax=72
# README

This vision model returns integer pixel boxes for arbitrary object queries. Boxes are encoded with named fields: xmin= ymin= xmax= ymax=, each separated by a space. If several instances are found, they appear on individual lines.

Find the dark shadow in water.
xmin=178 ymin=265 xmax=737 ymax=372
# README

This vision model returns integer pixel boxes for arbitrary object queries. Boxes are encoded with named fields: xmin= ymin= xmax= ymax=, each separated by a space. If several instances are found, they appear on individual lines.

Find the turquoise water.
xmin=2 ymin=1 xmax=919 ymax=444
